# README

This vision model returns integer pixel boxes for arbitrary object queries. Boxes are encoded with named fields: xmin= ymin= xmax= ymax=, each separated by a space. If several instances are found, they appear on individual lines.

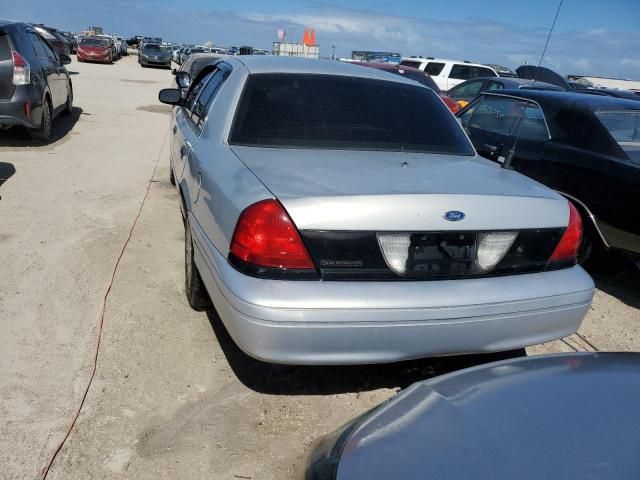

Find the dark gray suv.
xmin=0 ymin=19 xmax=73 ymax=140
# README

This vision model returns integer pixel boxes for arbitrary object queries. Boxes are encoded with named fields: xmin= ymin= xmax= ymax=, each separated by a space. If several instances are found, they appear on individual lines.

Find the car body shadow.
xmin=206 ymin=309 xmax=525 ymax=395
xmin=0 ymin=106 xmax=83 ymax=147
xmin=0 ymin=162 xmax=16 ymax=197
xmin=591 ymin=253 xmax=640 ymax=309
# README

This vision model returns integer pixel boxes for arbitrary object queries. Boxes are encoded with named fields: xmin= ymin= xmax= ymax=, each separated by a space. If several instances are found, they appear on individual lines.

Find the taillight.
xmin=12 ymin=51 xmax=30 ymax=85
xmin=440 ymin=95 xmax=459 ymax=114
xmin=229 ymin=199 xmax=317 ymax=278
xmin=547 ymin=202 xmax=582 ymax=269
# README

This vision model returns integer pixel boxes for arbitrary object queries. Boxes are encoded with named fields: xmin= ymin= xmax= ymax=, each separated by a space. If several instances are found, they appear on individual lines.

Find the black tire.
xmin=169 ymin=164 xmax=176 ymax=186
xmin=29 ymin=99 xmax=52 ymax=141
xmin=185 ymin=218 xmax=211 ymax=311
xmin=63 ymin=83 xmax=73 ymax=115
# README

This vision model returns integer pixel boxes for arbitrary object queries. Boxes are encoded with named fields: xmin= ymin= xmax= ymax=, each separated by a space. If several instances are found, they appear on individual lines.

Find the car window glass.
xmin=463 ymin=96 xmax=527 ymax=135
xmin=400 ymin=61 xmax=422 ymax=69
xmin=183 ymin=70 xmax=215 ymax=114
xmin=29 ymin=31 xmax=48 ymax=58
xmin=41 ymin=37 xmax=58 ymax=62
xmin=424 ymin=62 xmax=445 ymax=76
xmin=449 ymin=80 xmax=484 ymax=99
xmin=486 ymin=81 xmax=504 ymax=91
xmin=230 ymin=73 xmax=475 ymax=155
xmin=513 ymin=104 xmax=549 ymax=141
xmin=0 ymin=34 xmax=11 ymax=61
xmin=449 ymin=64 xmax=471 ymax=80
xmin=191 ymin=68 xmax=227 ymax=127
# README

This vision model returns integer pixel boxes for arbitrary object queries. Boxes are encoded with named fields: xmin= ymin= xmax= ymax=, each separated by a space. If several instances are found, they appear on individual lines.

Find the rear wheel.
xmin=185 ymin=218 xmax=211 ymax=311
xmin=63 ymin=84 xmax=73 ymax=115
xmin=29 ymin=99 xmax=52 ymax=141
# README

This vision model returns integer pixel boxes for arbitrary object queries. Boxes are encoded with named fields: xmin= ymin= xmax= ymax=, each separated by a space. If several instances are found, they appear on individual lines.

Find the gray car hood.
xmin=336 ymin=353 xmax=640 ymax=480
xmin=230 ymin=146 xmax=557 ymax=200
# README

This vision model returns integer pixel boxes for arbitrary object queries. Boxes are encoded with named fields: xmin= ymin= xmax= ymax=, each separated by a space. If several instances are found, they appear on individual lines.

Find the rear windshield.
xmin=230 ymin=74 xmax=474 ymax=155
xmin=0 ymin=34 xmax=10 ymax=61
xmin=80 ymin=37 xmax=109 ymax=47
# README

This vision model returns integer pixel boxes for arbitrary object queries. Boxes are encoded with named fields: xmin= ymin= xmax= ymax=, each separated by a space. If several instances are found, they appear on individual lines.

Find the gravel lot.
xmin=1 ymin=55 xmax=638 ymax=480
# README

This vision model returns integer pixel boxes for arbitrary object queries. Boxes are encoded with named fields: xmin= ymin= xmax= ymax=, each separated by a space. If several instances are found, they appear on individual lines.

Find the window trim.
xmin=183 ymin=61 xmax=232 ymax=135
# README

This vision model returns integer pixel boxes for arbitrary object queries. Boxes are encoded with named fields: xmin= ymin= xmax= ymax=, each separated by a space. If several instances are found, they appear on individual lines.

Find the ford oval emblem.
xmin=443 ymin=211 xmax=465 ymax=222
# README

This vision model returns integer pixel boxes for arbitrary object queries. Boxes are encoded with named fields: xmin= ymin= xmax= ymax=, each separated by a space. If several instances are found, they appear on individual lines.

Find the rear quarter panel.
xmin=191 ymin=62 xmax=273 ymax=256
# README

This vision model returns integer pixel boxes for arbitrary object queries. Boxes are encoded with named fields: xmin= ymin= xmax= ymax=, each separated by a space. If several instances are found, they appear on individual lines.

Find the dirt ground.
xmin=1 ymin=55 xmax=638 ymax=480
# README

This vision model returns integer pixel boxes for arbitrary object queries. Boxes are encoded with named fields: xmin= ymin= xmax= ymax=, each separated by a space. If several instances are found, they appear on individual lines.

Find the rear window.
xmin=229 ymin=74 xmax=475 ymax=155
xmin=0 ymin=34 xmax=10 ymax=61
xmin=399 ymin=60 xmax=423 ymax=69
xmin=80 ymin=37 xmax=109 ymax=47
xmin=424 ymin=62 xmax=445 ymax=76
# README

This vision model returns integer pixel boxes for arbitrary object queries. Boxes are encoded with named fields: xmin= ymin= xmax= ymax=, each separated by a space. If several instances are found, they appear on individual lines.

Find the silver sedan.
xmin=159 ymin=56 xmax=594 ymax=365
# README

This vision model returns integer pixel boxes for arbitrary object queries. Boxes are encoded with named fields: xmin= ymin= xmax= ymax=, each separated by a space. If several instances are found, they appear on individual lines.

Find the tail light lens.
xmin=12 ymin=51 xmax=30 ymax=85
xmin=229 ymin=199 xmax=317 ymax=278
xmin=440 ymin=95 xmax=459 ymax=114
xmin=547 ymin=202 xmax=582 ymax=269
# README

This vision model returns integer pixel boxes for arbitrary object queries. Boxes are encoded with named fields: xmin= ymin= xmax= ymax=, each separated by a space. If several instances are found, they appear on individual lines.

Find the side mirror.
xmin=158 ymin=88 xmax=182 ymax=106
xmin=176 ymin=71 xmax=190 ymax=89
xmin=59 ymin=54 xmax=72 ymax=66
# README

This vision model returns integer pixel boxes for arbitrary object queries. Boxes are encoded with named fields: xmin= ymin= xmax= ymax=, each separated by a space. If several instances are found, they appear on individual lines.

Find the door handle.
xmin=172 ymin=125 xmax=177 ymax=134
xmin=484 ymin=144 xmax=499 ymax=153
xmin=180 ymin=144 xmax=189 ymax=157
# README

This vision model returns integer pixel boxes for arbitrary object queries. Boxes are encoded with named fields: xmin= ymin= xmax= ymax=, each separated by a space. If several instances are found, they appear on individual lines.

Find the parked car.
xmin=299 ymin=352 xmax=640 ymax=480
xmin=399 ymin=57 xmax=498 ymax=91
xmin=139 ymin=43 xmax=172 ymax=68
xmin=0 ymin=19 xmax=73 ymax=140
xmin=76 ymin=36 xmax=114 ymax=64
xmin=159 ymin=57 xmax=594 ymax=365
xmin=94 ymin=35 xmax=118 ymax=60
xmin=32 ymin=25 xmax=71 ymax=58
xmin=115 ymin=36 xmax=128 ymax=56
xmin=458 ymin=90 xmax=640 ymax=263
xmin=59 ymin=31 xmax=77 ymax=54
xmin=355 ymin=62 xmax=460 ymax=113
xmin=448 ymin=77 xmax=563 ymax=109
xmin=171 ymin=53 xmax=224 ymax=92
xmin=485 ymin=63 xmax=518 ymax=77
xmin=180 ymin=46 xmax=206 ymax=65
xmin=573 ymin=86 xmax=640 ymax=101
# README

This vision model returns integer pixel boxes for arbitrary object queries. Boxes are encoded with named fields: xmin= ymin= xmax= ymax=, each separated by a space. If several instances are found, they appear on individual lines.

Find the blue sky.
xmin=4 ymin=0 xmax=640 ymax=79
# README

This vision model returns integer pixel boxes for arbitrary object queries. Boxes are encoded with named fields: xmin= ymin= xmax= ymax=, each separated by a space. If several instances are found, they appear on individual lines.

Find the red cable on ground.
xmin=39 ymin=132 xmax=168 ymax=479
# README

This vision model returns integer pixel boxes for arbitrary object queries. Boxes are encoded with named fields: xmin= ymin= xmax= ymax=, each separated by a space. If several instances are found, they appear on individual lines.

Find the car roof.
xmin=231 ymin=56 xmax=420 ymax=86
xmin=489 ymin=89 xmax=640 ymax=111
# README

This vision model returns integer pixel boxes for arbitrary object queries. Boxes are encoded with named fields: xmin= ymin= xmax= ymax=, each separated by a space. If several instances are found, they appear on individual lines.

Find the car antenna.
xmin=504 ymin=0 xmax=564 ymax=170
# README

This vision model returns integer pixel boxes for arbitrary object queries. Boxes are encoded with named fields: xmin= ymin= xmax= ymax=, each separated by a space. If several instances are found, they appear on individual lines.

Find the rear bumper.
xmin=190 ymin=217 xmax=595 ymax=365
xmin=0 ymin=90 xmax=38 ymax=129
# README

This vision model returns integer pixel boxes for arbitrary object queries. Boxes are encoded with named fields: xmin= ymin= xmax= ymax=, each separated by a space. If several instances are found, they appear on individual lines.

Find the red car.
xmin=76 ymin=36 xmax=113 ymax=64
xmin=355 ymin=62 xmax=460 ymax=113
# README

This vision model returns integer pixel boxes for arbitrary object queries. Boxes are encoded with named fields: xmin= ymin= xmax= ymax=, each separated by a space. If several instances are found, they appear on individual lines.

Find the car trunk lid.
xmin=230 ymin=146 xmax=567 ymax=232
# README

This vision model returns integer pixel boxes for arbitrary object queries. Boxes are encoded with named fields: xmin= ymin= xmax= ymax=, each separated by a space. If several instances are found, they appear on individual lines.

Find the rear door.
xmin=27 ymin=29 xmax=62 ymax=108
xmin=447 ymin=64 xmax=471 ymax=90
xmin=0 ymin=29 xmax=15 ymax=100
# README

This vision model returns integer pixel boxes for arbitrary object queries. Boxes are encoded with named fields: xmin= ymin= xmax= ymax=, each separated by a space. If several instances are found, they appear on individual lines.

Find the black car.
xmin=0 ymin=20 xmax=73 ymax=140
xmin=300 ymin=353 xmax=640 ymax=480
xmin=457 ymin=90 xmax=640 ymax=263
xmin=448 ymin=77 xmax=562 ymax=105
xmin=32 ymin=24 xmax=71 ymax=58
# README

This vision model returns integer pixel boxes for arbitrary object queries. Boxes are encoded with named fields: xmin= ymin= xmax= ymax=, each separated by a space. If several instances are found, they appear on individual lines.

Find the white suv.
xmin=400 ymin=57 xmax=498 ymax=92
